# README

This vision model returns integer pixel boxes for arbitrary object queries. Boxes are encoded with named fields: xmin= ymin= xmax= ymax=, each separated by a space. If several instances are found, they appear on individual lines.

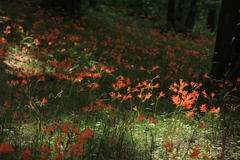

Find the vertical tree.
xmin=183 ymin=0 xmax=200 ymax=33
xmin=89 ymin=0 xmax=97 ymax=9
xmin=210 ymin=0 xmax=240 ymax=81
xmin=175 ymin=0 xmax=187 ymax=28
xmin=167 ymin=0 xmax=175 ymax=26
xmin=206 ymin=0 xmax=219 ymax=32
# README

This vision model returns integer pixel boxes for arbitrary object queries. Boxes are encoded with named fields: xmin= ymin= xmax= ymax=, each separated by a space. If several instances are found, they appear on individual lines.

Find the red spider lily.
xmin=210 ymin=107 xmax=220 ymax=114
xmin=17 ymin=72 xmax=24 ymax=77
xmin=72 ymin=126 xmax=80 ymax=134
xmin=137 ymin=93 xmax=143 ymax=99
xmin=89 ymin=65 xmax=96 ymax=71
xmin=62 ymin=122 xmax=70 ymax=133
xmin=144 ymin=92 xmax=152 ymax=100
xmin=0 ymin=37 xmax=7 ymax=43
xmin=21 ymin=80 xmax=28 ymax=85
xmin=198 ymin=124 xmax=205 ymax=129
xmin=122 ymin=94 xmax=132 ymax=100
xmin=34 ymin=39 xmax=40 ymax=45
xmin=106 ymin=105 xmax=112 ymax=110
xmin=163 ymin=142 xmax=174 ymax=152
xmin=152 ymin=119 xmax=158 ymax=124
xmin=12 ymin=111 xmax=18 ymax=117
xmin=133 ymin=106 xmax=138 ymax=111
xmin=148 ymin=117 xmax=153 ymax=123
xmin=80 ymin=129 xmax=94 ymax=140
xmin=171 ymin=95 xmax=181 ymax=105
xmin=218 ymin=83 xmax=224 ymax=87
xmin=153 ymin=83 xmax=160 ymax=88
xmin=54 ymin=152 xmax=64 ymax=160
xmin=138 ymin=115 xmax=145 ymax=121
xmin=68 ymin=142 xmax=84 ymax=156
xmin=23 ymin=113 xmax=29 ymax=119
xmin=202 ymin=90 xmax=208 ymax=98
xmin=38 ymin=76 xmax=46 ymax=81
xmin=154 ymin=75 xmax=160 ymax=79
xmin=125 ymin=78 xmax=131 ymax=85
xmin=210 ymin=92 xmax=215 ymax=98
xmin=151 ymin=65 xmax=159 ymax=71
xmin=43 ymin=126 xmax=55 ymax=134
xmin=54 ymin=120 xmax=61 ymax=127
xmin=3 ymin=101 xmax=9 ymax=106
xmin=159 ymin=92 xmax=165 ymax=97
xmin=41 ymin=97 xmax=48 ymax=106
xmin=22 ymin=148 xmax=31 ymax=160
xmin=108 ymin=136 xmax=115 ymax=143
xmin=82 ymin=107 xmax=89 ymax=112
xmin=40 ymin=144 xmax=51 ymax=154
xmin=200 ymin=104 xmax=207 ymax=112
xmin=93 ymin=83 xmax=99 ymax=88
xmin=89 ymin=102 xmax=98 ymax=111
xmin=186 ymin=112 xmax=194 ymax=119
xmin=188 ymin=148 xmax=201 ymax=158
xmin=0 ymin=143 xmax=14 ymax=154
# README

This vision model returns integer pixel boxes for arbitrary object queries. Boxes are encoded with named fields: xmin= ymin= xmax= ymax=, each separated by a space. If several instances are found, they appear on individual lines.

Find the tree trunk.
xmin=210 ymin=0 xmax=240 ymax=81
xmin=89 ymin=0 xmax=97 ymax=9
xmin=167 ymin=0 xmax=175 ymax=26
xmin=175 ymin=0 xmax=186 ymax=28
xmin=206 ymin=0 xmax=218 ymax=33
xmin=183 ymin=0 xmax=200 ymax=33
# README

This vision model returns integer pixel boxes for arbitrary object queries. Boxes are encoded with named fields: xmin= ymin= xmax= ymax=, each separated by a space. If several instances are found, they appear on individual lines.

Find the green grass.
xmin=0 ymin=0 xmax=240 ymax=159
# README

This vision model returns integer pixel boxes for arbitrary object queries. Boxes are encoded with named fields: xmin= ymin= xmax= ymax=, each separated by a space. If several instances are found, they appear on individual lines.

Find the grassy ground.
xmin=0 ymin=0 xmax=240 ymax=159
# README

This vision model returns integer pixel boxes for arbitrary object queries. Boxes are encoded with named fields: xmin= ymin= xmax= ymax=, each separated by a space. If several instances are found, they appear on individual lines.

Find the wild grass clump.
xmin=0 ymin=0 xmax=240 ymax=159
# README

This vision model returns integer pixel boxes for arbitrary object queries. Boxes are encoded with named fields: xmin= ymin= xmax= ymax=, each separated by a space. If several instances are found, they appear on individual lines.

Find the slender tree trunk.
xmin=226 ymin=16 xmax=240 ymax=81
xmin=183 ymin=0 xmax=200 ymax=33
xmin=167 ymin=0 xmax=175 ymax=26
xmin=206 ymin=0 xmax=218 ymax=32
xmin=89 ymin=0 xmax=97 ymax=9
xmin=210 ymin=0 xmax=240 ymax=81
xmin=175 ymin=0 xmax=186 ymax=27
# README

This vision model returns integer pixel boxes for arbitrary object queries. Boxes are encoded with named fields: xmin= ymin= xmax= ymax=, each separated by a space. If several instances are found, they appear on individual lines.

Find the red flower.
xmin=12 ymin=111 xmax=18 ymax=117
xmin=80 ymin=129 xmax=94 ymax=140
xmin=198 ymin=124 xmax=205 ymax=129
xmin=210 ymin=107 xmax=220 ymax=114
xmin=163 ymin=142 xmax=173 ymax=152
xmin=22 ymin=148 xmax=31 ymax=160
xmin=40 ymin=144 xmax=51 ymax=154
xmin=82 ymin=107 xmax=89 ymax=112
xmin=21 ymin=80 xmax=28 ymax=85
xmin=55 ymin=120 xmax=61 ymax=127
xmin=200 ymin=104 xmax=207 ymax=112
xmin=189 ymin=148 xmax=201 ymax=158
xmin=108 ymin=136 xmax=115 ymax=143
xmin=43 ymin=126 xmax=55 ymax=134
xmin=54 ymin=152 xmax=64 ymax=160
xmin=72 ymin=126 xmax=80 ymax=134
xmin=0 ymin=143 xmax=14 ymax=154
xmin=186 ymin=112 xmax=194 ymax=119
xmin=138 ymin=115 xmax=145 ymax=121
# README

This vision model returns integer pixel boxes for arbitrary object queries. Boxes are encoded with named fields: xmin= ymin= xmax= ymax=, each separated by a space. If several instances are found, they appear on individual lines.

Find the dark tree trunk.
xmin=210 ymin=0 xmax=240 ymax=81
xmin=183 ymin=0 xmax=200 ymax=33
xmin=66 ymin=0 xmax=75 ymax=15
xmin=175 ymin=0 xmax=186 ymax=27
xmin=206 ymin=0 xmax=218 ymax=32
xmin=89 ymin=0 xmax=97 ymax=8
xmin=167 ymin=0 xmax=175 ymax=26
xmin=227 ymin=19 xmax=240 ymax=81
